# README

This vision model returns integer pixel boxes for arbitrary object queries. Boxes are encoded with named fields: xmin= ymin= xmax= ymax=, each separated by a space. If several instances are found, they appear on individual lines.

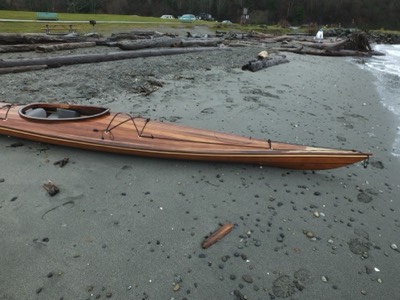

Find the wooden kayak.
xmin=0 ymin=102 xmax=371 ymax=170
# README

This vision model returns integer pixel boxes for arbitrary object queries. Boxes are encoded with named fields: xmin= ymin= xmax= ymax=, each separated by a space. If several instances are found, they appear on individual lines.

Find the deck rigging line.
xmin=0 ymin=104 xmax=12 ymax=120
xmin=101 ymin=113 xmax=271 ymax=150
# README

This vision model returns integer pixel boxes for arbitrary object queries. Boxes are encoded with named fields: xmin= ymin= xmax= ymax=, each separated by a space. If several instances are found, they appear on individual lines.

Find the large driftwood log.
xmin=0 ymin=42 xmax=96 ymax=53
xmin=0 ymin=47 xmax=231 ymax=69
xmin=0 ymin=44 xmax=38 ymax=53
xmin=263 ymin=35 xmax=310 ymax=43
xmin=296 ymin=39 xmax=349 ymax=50
xmin=242 ymin=55 xmax=289 ymax=72
xmin=117 ymin=37 xmax=222 ymax=50
xmin=109 ymin=31 xmax=165 ymax=41
xmin=117 ymin=37 xmax=182 ymax=50
xmin=275 ymin=47 xmax=382 ymax=57
xmin=179 ymin=38 xmax=222 ymax=47
xmin=0 ymin=33 xmax=88 ymax=45
xmin=0 ymin=65 xmax=48 ymax=74
xmin=35 ymin=42 xmax=97 ymax=53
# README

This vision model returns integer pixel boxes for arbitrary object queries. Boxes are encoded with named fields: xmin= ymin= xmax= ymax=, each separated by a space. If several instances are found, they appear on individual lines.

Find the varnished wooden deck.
xmin=0 ymin=102 xmax=371 ymax=170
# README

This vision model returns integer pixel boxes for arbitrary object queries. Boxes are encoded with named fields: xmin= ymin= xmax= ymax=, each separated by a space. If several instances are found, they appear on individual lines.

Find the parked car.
xmin=161 ymin=15 xmax=174 ymax=19
xmin=178 ymin=14 xmax=196 ymax=23
xmin=198 ymin=13 xmax=214 ymax=21
xmin=221 ymin=20 xmax=232 ymax=25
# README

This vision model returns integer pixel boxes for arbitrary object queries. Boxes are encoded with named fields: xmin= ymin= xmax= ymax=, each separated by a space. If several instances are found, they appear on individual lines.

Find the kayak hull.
xmin=0 ymin=102 xmax=371 ymax=170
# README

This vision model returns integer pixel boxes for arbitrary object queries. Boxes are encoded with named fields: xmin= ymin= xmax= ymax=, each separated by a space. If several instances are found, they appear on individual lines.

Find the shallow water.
xmin=362 ymin=44 xmax=400 ymax=157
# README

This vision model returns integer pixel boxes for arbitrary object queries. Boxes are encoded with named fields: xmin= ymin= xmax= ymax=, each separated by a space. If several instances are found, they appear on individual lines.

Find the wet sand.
xmin=1 ymin=33 xmax=400 ymax=299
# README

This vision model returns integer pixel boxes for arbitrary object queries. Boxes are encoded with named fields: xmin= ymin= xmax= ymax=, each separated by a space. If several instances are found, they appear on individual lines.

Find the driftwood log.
xmin=242 ymin=55 xmax=289 ymax=72
xmin=0 ymin=33 xmax=89 ymax=45
xmin=117 ymin=37 xmax=181 ymax=50
xmin=296 ymin=39 xmax=349 ymax=50
xmin=275 ymin=32 xmax=382 ymax=57
xmin=117 ymin=37 xmax=222 ymax=50
xmin=275 ymin=47 xmax=382 ymax=57
xmin=35 ymin=41 xmax=97 ymax=53
xmin=0 ymin=44 xmax=38 ymax=53
xmin=0 ymin=47 xmax=231 ymax=69
xmin=109 ymin=30 xmax=165 ymax=41
xmin=0 ymin=65 xmax=48 ymax=74
xmin=0 ymin=41 xmax=97 ymax=53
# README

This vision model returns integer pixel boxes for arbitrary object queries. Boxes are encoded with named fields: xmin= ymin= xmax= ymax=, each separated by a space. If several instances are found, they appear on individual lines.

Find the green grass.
xmin=371 ymin=29 xmax=400 ymax=34
xmin=0 ymin=9 xmax=291 ymax=36
xmin=0 ymin=9 xmax=35 ymax=20
xmin=0 ymin=9 xmax=192 ymax=34
xmin=0 ymin=9 xmax=163 ymax=22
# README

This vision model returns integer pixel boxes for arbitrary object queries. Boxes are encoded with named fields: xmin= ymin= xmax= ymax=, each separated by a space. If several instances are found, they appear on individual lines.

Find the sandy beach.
xmin=1 ymin=29 xmax=400 ymax=299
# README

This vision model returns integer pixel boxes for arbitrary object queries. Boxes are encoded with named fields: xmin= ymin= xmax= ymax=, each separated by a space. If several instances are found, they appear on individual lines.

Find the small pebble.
xmin=242 ymin=274 xmax=253 ymax=283
xmin=361 ymin=289 xmax=367 ymax=295
xmin=303 ymin=230 xmax=315 ymax=238
xmin=321 ymin=276 xmax=328 ymax=282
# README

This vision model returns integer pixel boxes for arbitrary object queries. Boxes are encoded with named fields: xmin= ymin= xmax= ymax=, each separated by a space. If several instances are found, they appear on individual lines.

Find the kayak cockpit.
xmin=19 ymin=103 xmax=110 ymax=121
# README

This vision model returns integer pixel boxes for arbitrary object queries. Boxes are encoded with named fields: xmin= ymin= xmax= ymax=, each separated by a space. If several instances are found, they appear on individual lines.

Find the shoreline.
xmin=1 ymin=44 xmax=400 ymax=299
xmin=354 ymin=44 xmax=400 ymax=157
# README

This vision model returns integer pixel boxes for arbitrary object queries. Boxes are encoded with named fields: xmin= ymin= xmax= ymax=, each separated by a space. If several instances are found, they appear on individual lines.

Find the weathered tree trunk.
xmin=35 ymin=42 xmax=97 ymax=53
xmin=263 ymin=35 xmax=308 ymax=43
xmin=296 ymin=39 xmax=349 ymax=50
xmin=242 ymin=55 xmax=290 ymax=72
xmin=117 ymin=37 xmax=222 ymax=50
xmin=178 ymin=38 xmax=222 ymax=47
xmin=275 ymin=47 xmax=378 ymax=57
xmin=0 ymin=47 xmax=231 ymax=69
xmin=117 ymin=37 xmax=182 ymax=50
xmin=0 ymin=65 xmax=48 ymax=74
xmin=0 ymin=33 xmax=88 ymax=45
xmin=109 ymin=31 xmax=165 ymax=41
xmin=0 ymin=44 xmax=38 ymax=53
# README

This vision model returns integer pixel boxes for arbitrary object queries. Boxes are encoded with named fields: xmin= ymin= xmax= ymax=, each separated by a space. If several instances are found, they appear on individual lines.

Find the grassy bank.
xmin=0 ymin=10 xmax=201 ymax=34
xmin=0 ymin=9 xmax=273 ymax=36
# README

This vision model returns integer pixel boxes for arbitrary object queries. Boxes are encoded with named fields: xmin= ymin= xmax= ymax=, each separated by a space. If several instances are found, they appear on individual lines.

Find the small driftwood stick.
xmin=43 ymin=180 xmax=59 ymax=196
xmin=201 ymin=223 xmax=233 ymax=249
xmin=54 ymin=157 xmax=69 ymax=167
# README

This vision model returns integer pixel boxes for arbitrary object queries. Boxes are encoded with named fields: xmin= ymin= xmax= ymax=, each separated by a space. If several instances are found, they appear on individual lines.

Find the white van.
xmin=161 ymin=15 xmax=174 ymax=19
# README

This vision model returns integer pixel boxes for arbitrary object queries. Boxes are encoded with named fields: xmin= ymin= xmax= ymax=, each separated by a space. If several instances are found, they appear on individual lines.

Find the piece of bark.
xmin=242 ymin=55 xmax=289 ymax=72
xmin=201 ymin=223 xmax=233 ymax=249
xmin=35 ymin=41 xmax=96 ymax=53
xmin=43 ymin=181 xmax=60 ymax=196
xmin=0 ymin=65 xmax=48 ymax=74
xmin=54 ymin=157 xmax=69 ymax=167
xmin=0 ymin=47 xmax=231 ymax=68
